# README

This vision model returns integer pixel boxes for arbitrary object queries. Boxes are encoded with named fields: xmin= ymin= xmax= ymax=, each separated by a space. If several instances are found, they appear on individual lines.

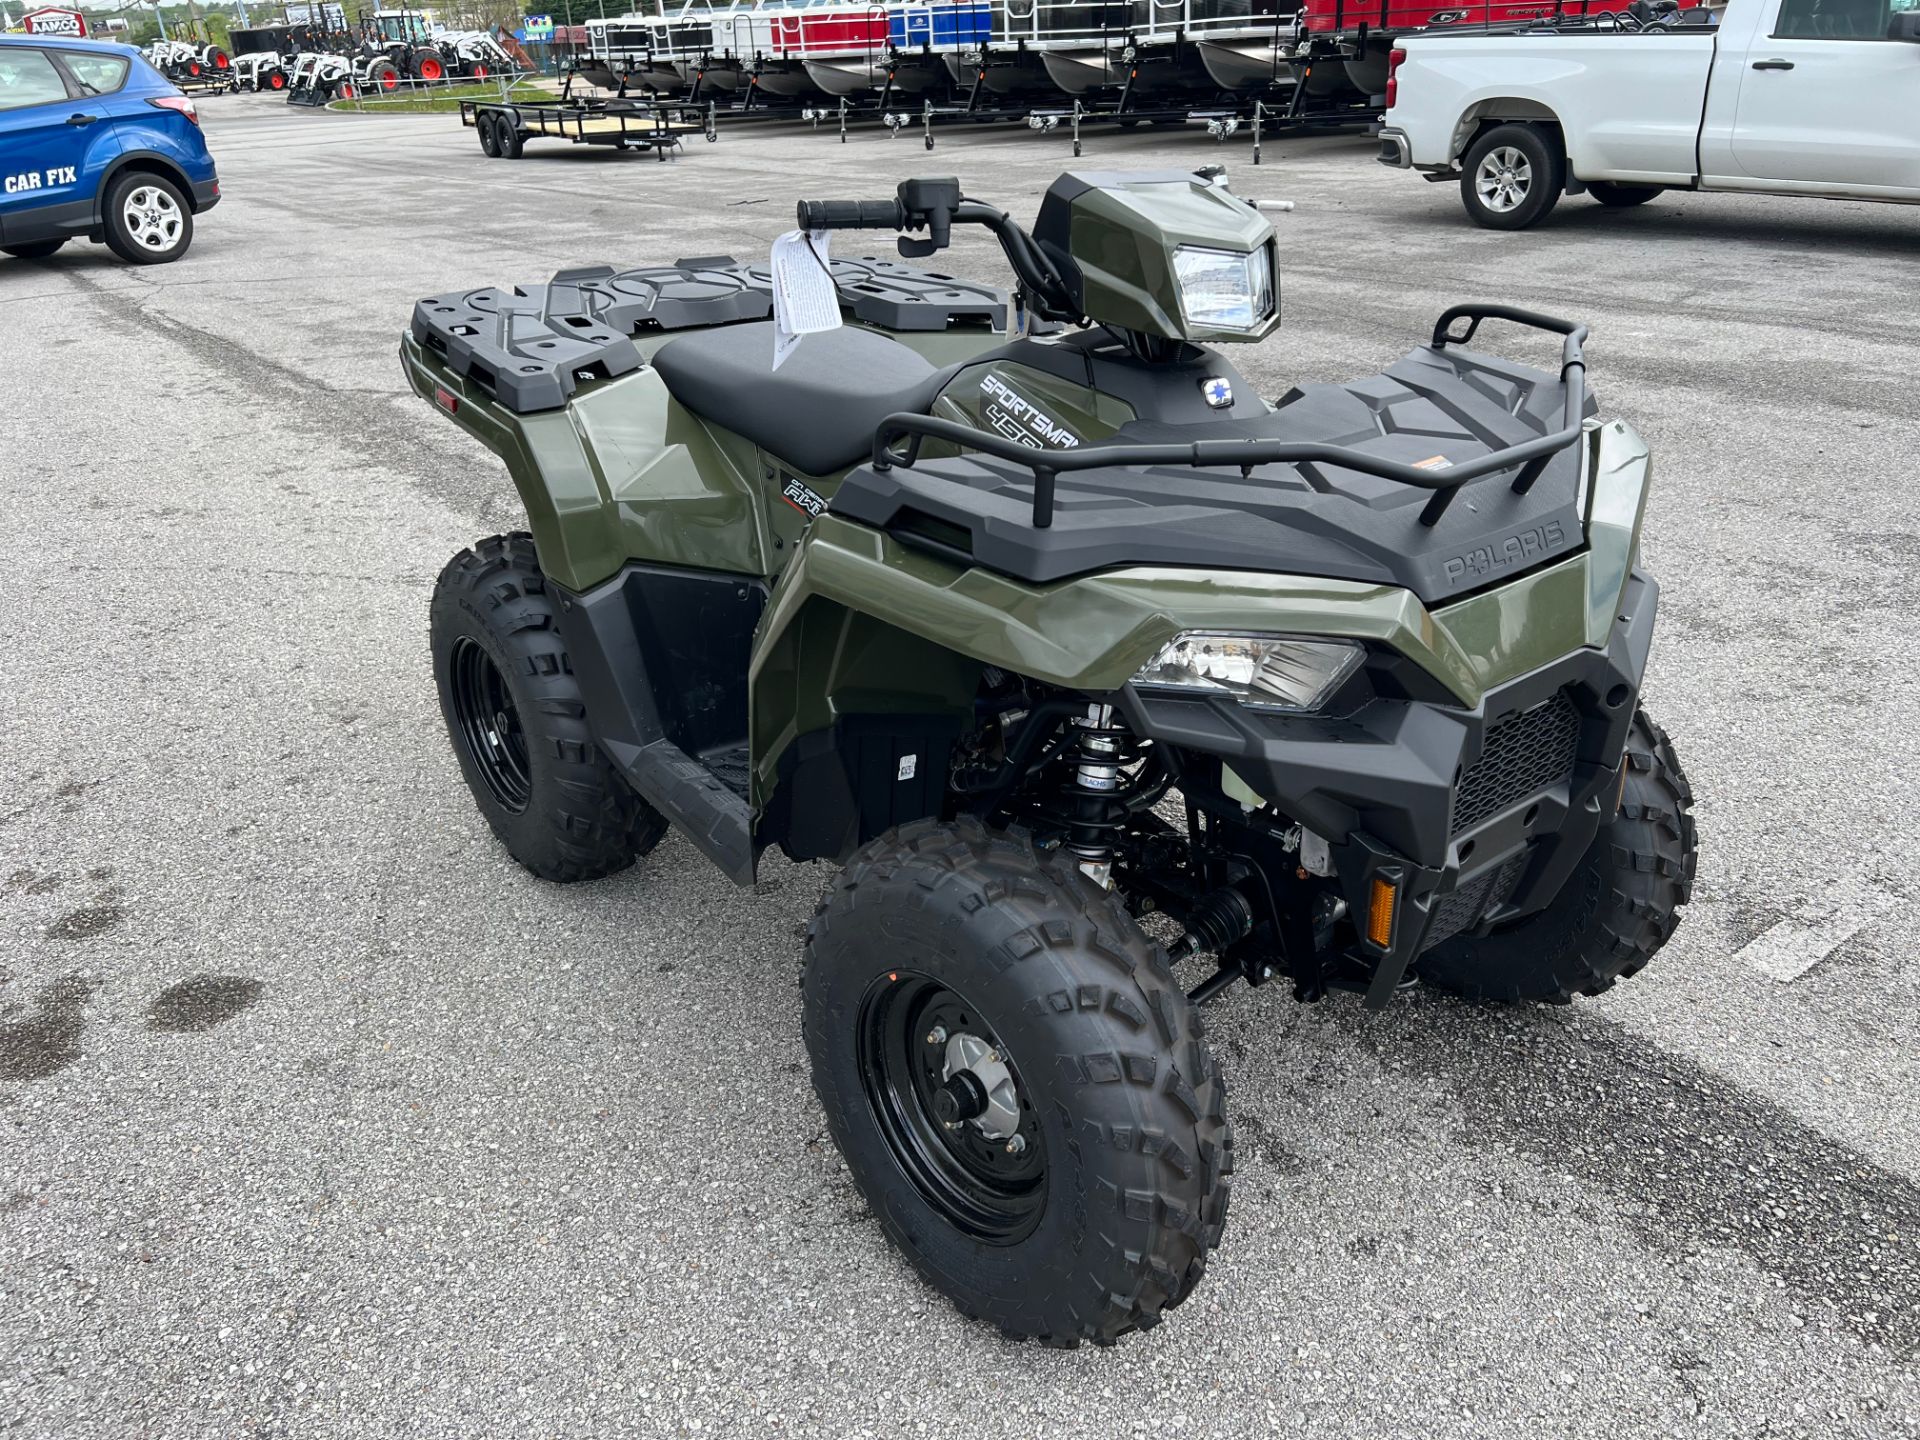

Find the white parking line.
xmin=1736 ymin=869 xmax=1901 ymax=983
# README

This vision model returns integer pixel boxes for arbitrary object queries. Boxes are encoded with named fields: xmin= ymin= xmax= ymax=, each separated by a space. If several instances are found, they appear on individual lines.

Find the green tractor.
xmin=404 ymin=169 xmax=1696 ymax=1346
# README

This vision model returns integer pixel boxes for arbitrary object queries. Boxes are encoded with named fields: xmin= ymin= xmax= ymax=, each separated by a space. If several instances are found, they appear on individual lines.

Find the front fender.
xmin=749 ymin=419 xmax=1653 ymax=808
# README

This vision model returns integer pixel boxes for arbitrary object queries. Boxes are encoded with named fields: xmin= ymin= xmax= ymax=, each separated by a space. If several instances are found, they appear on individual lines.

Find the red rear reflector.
xmin=1386 ymin=47 xmax=1407 ymax=109
xmin=148 ymin=95 xmax=200 ymax=126
xmin=434 ymin=387 xmax=459 ymax=415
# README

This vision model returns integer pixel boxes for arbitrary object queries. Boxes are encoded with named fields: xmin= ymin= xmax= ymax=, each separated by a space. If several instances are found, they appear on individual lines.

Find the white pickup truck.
xmin=1377 ymin=0 xmax=1920 ymax=228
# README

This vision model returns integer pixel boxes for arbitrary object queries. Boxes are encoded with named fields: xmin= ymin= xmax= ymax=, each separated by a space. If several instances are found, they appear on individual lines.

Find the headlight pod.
xmin=1132 ymin=633 xmax=1364 ymax=713
xmin=1172 ymin=244 xmax=1275 ymax=333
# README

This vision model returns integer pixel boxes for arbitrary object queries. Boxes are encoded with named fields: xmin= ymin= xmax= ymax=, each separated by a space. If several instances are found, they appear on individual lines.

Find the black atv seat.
xmin=651 ymin=321 xmax=946 ymax=478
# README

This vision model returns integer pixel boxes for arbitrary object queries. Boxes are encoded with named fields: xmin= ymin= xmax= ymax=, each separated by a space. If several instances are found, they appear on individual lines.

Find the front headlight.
xmin=1172 ymin=244 xmax=1275 ymax=332
xmin=1132 ymin=633 xmax=1364 ymax=713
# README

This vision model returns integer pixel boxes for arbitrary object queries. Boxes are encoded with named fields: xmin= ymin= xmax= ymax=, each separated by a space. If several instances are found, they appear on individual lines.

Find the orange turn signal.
xmin=1366 ymin=876 xmax=1398 ymax=950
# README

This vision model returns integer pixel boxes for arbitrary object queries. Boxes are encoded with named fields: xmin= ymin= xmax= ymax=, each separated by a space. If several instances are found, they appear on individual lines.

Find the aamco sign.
xmin=22 ymin=7 xmax=89 ymax=36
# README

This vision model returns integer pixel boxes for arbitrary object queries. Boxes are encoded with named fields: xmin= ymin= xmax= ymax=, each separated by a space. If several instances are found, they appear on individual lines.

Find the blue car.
xmin=0 ymin=34 xmax=218 ymax=265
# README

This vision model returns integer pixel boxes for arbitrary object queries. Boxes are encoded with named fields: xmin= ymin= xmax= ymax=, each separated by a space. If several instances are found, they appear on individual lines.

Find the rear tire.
xmin=495 ymin=114 xmax=524 ymax=158
xmin=3 ymin=239 xmax=67 ymax=259
xmin=1460 ymin=122 xmax=1564 ymax=230
xmin=102 ymin=172 xmax=193 ymax=265
xmin=1417 ymin=710 xmax=1696 ymax=1003
xmin=429 ymin=533 xmax=668 ymax=883
xmin=805 ymin=817 xmax=1233 ymax=1346
xmin=478 ymin=110 xmax=500 ymax=156
xmin=1589 ymin=181 xmax=1661 ymax=208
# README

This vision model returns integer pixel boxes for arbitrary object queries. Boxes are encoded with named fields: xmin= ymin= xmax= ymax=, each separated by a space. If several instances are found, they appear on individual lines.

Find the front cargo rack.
xmin=870 ymin=305 xmax=1590 ymax=529
xmin=409 ymin=255 xmax=1008 ymax=413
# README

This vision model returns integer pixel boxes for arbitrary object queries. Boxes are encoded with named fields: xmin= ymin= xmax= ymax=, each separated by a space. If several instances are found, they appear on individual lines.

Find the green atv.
xmin=404 ymin=169 xmax=1696 ymax=1346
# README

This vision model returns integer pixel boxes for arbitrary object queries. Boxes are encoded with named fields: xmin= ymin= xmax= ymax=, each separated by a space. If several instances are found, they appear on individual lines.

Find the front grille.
xmin=1452 ymin=691 xmax=1580 ymax=835
xmin=1425 ymin=852 xmax=1529 ymax=948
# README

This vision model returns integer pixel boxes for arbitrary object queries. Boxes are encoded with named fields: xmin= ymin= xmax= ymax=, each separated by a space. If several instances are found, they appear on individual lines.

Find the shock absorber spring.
xmin=1065 ymin=704 xmax=1136 ymax=886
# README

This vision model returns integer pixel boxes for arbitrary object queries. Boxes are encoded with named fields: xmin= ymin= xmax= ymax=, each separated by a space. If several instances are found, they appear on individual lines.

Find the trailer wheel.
xmin=478 ymin=110 xmax=501 ymax=156
xmin=1460 ymin=122 xmax=1563 ymax=231
xmin=496 ymin=116 xmax=524 ymax=159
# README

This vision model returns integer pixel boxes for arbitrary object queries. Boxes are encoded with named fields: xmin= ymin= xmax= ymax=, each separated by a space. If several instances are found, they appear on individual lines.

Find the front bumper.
xmin=1119 ymin=566 xmax=1656 ymax=1000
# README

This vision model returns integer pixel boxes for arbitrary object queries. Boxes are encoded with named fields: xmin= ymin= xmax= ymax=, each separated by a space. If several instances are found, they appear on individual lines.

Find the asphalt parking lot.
xmin=3 ymin=91 xmax=1919 ymax=1439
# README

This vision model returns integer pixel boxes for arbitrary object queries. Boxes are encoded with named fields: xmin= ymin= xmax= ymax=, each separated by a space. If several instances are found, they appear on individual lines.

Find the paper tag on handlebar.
xmin=769 ymin=229 xmax=841 ymax=372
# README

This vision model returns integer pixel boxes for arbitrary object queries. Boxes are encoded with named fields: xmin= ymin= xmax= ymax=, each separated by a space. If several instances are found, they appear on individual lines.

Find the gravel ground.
xmin=2 ymin=94 xmax=1918 ymax=1439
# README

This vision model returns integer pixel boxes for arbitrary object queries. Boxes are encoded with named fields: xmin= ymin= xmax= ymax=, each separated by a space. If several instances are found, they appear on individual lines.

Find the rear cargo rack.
xmin=873 ymin=305 xmax=1589 ymax=529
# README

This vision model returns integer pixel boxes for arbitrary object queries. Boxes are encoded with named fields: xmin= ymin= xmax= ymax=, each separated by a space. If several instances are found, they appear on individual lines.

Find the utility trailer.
xmin=461 ymin=97 xmax=717 ymax=159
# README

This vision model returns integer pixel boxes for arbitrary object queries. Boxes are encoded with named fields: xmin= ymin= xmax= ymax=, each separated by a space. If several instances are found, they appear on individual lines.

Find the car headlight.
xmin=1132 ymin=633 xmax=1364 ymax=713
xmin=1172 ymin=244 xmax=1275 ymax=332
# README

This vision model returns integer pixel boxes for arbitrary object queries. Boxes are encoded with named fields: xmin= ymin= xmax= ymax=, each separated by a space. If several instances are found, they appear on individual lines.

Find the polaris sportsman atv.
xmin=404 ymin=170 xmax=1696 ymax=1346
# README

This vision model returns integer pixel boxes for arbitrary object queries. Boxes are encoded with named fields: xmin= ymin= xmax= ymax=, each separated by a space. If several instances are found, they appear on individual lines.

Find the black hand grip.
xmin=795 ymin=198 xmax=904 ymax=231
xmin=1751 ymin=58 xmax=1794 ymax=70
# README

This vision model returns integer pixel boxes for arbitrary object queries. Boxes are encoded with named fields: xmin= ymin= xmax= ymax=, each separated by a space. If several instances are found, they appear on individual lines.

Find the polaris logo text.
xmin=979 ymin=374 xmax=1081 ymax=451
xmin=5 ymin=168 xmax=77 ymax=195
xmin=1442 ymin=520 xmax=1568 ymax=583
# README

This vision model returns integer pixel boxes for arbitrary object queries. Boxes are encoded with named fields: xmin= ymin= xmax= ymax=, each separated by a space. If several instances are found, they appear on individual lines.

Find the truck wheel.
xmin=1461 ymin=122 xmax=1563 ymax=230
xmin=495 ymin=115 xmax=524 ymax=158
xmin=805 ymin=817 xmax=1233 ymax=1346
xmin=1417 ymin=710 xmax=1696 ymax=1004
xmin=1589 ymin=181 xmax=1661 ymax=209
xmin=102 ymin=172 xmax=193 ymax=265
xmin=3 ymin=239 xmax=66 ymax=259
xmin=429 ymin=533 xmax=668 ymax=883
xmin=478 ymin=111 xmax=500 ymax=156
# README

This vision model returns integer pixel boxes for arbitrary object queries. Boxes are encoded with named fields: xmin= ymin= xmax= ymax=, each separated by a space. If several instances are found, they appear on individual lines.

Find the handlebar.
xmin=795 ymin=180 xmax=1080 ymax=321
xmin=795 ymin=198 xmax=906 ymax=231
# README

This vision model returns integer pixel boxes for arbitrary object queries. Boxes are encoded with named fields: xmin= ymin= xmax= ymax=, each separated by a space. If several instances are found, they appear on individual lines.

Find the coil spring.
xmin=1063 ymin=707 xmax=1145 ymax=864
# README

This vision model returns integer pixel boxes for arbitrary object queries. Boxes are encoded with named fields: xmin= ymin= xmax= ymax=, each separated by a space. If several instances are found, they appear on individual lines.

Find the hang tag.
xmin=769 ymin=229 xmax=842 ymax=372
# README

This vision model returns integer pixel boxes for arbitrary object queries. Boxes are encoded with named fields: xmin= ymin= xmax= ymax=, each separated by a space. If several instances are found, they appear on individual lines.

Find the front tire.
xmin=1418 ymin=710 xmax=1696 ymax=1003
xmin=1461 ymin=122 xmax=1564 ymax=231
xmin=102 ymin=172 xmax=192 ymax=265
xmin=805 ymin=818 xmax=1233 ymax=1346
xmin=1589 ymin=181 xmax=1661 ymax=209
xmin=429 ymin=533 xmax=667 ymax=882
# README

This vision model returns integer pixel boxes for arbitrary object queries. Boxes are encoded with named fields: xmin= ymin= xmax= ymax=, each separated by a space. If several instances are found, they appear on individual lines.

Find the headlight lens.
xmin=1132 ymin=633 xmax=1364 ymax=713
xmin=1172 ymin=244 xmax=1275 ymax=332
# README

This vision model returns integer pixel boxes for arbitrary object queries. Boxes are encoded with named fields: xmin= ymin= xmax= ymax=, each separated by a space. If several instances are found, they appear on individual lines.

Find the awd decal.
xmin=979 ymin=374 xmax=1081 ymax=451
xmin=781 ymin=476 xmax=828 ymax=518
xmin=1443 ymin=520 xmax=1568 ymax=583
xmin=5 ymin=168 xmax=77 ymax=195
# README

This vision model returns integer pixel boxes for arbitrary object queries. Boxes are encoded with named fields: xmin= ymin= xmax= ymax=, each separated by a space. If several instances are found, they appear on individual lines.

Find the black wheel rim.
xmin=856 ymin=972 xmax=1046 ymax=1244
xmin=447 ymin=636 xmax=532 ymax=813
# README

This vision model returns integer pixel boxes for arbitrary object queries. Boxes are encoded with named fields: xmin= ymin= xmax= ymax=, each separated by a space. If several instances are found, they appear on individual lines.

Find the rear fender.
xmin=399 ymin=334 xmax=771 ymax=591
